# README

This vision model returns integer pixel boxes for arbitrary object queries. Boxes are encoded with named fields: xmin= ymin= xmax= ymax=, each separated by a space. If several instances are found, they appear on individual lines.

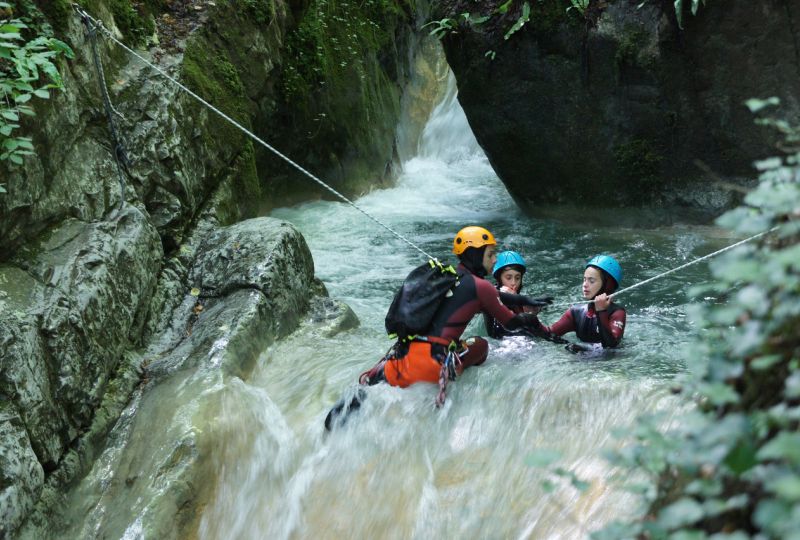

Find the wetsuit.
xmin=484 ymin=291 xmax=526 ymax=339
xmin=533 ymin=302 xmax=626 ymax=348
xmin=484 ymin=287 xmax=557 ymax=339
xmin=382 ymin=264 xmax=521 ymax=387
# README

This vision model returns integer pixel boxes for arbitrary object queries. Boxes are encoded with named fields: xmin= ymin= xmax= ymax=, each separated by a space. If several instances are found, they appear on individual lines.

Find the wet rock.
xmin=0 ymin=405 xmax=45 ymax=538
xmin=0 ymin=205 xmax=161 ymax=534
xmin=19 ymin=217 xmax=329 ymax=539
xmin=307 ymin=295 xmax=360 ymax=338
xmin=435 ymin=0 xmax=800 ymax=215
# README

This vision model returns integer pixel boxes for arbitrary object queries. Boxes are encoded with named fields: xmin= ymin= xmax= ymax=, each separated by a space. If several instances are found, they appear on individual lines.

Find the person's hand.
xmin=594 ymin=293 xmax=611 ymax=311
xmin=529 ymin=295 xmax=553 ymax=306
xmin=516 ymin=312 xmax=540 ymax=327
xmin=500 ymin=285 xmax=515 ymax=294
xmin=523 ymin=305 xmax=541 ymax=315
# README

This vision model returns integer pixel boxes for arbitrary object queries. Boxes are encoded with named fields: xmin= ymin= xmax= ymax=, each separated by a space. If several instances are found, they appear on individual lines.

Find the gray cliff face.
xmin=0 ymin=0 xmax=420 ymax=535
xmin=435 ymin=0 xmax=800 ymax=215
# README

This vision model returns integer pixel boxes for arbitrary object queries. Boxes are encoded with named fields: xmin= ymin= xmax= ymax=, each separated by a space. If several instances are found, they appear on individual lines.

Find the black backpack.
xmin=385 ymin=259 xmax=459 ymax=342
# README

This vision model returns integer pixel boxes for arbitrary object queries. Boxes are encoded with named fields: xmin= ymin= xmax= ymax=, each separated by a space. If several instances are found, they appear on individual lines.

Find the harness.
xmin=359 ymin=335 xmax=463 ymax=408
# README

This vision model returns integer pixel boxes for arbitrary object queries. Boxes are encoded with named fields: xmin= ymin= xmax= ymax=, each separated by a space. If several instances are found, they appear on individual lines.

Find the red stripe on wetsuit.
xmin=427 ymin=264 xmax=516 ymax=342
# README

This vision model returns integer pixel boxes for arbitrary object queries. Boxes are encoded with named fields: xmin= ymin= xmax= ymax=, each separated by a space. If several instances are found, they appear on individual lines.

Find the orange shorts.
xmin=384 ymin=341 xmax=442 ymax=388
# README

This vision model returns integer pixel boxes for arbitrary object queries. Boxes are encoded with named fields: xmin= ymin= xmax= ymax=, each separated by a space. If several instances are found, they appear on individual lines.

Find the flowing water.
xmin=48 ymin=73 xmax=738 ymax=540
xmin=194 ymin=73 xmax=730 ymax=539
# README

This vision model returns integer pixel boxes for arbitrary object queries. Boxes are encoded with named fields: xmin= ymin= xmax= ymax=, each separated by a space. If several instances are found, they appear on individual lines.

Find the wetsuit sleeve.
xmin=499 ymin=291 xmax=553 ymax=308
xmin=475 ymin=278 xmax=516 ymax=326
xmin=538 ymin=309 xmax=575 ymax=337
xmin=498 ymin=291 xmax=530 ymax=307
xmin=598 ymin=308 xmax=626 ymax=347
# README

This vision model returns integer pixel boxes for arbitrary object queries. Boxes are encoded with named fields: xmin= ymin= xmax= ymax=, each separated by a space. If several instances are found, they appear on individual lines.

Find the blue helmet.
xmin=586 ymin=255 xmax=623 ymax=287
xmin=492 ymin=250 xmax=526 ymax=279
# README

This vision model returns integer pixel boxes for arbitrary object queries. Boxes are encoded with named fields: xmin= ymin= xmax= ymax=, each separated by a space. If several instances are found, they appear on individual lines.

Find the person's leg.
xmin=456 ymin=336 xmax=488 ymax=374
xmin=359 ymin=360 xmax=386 ymax=385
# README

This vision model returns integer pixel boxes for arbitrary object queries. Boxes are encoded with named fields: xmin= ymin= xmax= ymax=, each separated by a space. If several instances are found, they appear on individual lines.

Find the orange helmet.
xmin=452 ymin=226 xmax=496 ymax=255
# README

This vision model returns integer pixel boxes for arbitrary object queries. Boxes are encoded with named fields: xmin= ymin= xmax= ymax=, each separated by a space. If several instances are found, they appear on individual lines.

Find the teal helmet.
xmin=492 ymin=250 xmax=526 ymax=280
xmin=586 ymin=255 xmax=623 ymax=288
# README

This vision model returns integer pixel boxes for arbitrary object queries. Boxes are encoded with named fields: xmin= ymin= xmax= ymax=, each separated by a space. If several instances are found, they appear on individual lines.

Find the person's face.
xmin=482 ymin=245 xmax=497 ymax=276
xmin=583 ymin=266 xmax=603 ymax=299
xmin=499 ymin=268 xmax=523 ymax=293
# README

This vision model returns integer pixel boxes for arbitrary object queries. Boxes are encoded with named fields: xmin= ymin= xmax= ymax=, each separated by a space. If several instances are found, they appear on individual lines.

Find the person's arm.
xmin=498 ymin=291 xmax=554 ymax=308
xmin=476 ymin=279 xmax=517 ymax=326
xmin=536 ymin=309 xmax=575 ymax=337
xmin=597 ymin=308 xmax=626 ymax=347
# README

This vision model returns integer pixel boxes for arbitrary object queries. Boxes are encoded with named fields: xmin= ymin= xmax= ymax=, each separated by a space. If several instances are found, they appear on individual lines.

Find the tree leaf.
xmin=758 ymin=433 xmax=800 ymax=465
xmin=698 ymin=382 xmax=739 ymax=406
xmin=745 ymin=97 xmax=780 ymax=113
xmin=724 ymin=441 xmax=757 ymax=474
xmin=657 ymin=497 xmax=704 ymax=529
xmin=767 ymin=474 xmax=800 ymax=501
xmin=750 ymin=354 xmax=783 ymax=371
xmin=48 ymin=38 xmax=75 ymax=59
xmin=33 ymin=88 xmax=49 ymax=99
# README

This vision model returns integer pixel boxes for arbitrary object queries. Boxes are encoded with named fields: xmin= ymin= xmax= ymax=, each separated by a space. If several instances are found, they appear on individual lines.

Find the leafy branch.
xmin=566 ymin=0 xmax=589 ymax=16
xmin=0 ymin=0 xmax=73 ymax=181
xmin=594 ymin=99 xmax=800 ymax=538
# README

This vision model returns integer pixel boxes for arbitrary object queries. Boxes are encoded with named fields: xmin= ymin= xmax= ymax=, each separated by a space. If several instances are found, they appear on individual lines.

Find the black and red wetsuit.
xmin=484 ymin=292 xmax=526 ymax=339
xmin=427 ymin=265 xmax=516 ymax=341
xmin=534 ymin=302 xmax=626 ymax=348
xmin=383 ymin=264 xmax=518 ymax=387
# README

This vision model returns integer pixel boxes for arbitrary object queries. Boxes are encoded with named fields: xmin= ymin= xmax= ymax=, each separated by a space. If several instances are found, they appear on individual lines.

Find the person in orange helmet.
xmin=362 ymin=226 xmax=551 ymax=400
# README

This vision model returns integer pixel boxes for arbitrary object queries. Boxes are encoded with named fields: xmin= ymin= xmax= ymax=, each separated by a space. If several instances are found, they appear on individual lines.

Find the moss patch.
xmin=70 ymin=0 xmax=165 ymax=44
xmin=181 ymin=37 xmax=248 ymax=149
xmin=241 ymin=0 xmax=278 ymax=26
xmin=615 ymin=25 xmax=650 ymax=69
xmin=282 ymin=0 xmax=406 ymax=110
xmin=613 ymin=137 xmax=664 ymax=193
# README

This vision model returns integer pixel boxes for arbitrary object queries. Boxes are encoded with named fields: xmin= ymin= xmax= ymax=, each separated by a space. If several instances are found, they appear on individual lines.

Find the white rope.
xmin=72 ymin=5 xmax=437 ymax=261
xmin=549 ymin=227 xmax=778 ymax=310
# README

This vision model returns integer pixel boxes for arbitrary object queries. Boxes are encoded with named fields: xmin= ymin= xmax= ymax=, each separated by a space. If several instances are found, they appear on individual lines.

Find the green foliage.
xmin=282 ymin=0 xmax=407 ymax=106
xmin=181 ymin=38 xmax=247 ymax=147
xmin=242 ymin=0 xmax=277 ymax=26
xmin=424 ymin=0 xmax=585 ymax=53
xmin=566 ymin=0 xmax=589 ymax=16
xmin=31 ymin=0 xmax=71 ymax=32
xmin=613 ymin=138 xmax=664 ymax=191
xmin=0 ymin=0 xmax=73 ymax=172
xmin=595 ymin=99 xmax=800 ymax=538
xmin=675 ymin=0 xmax=708 ymax=29
xmin=504 ymin=1 xmax=530 ymax=40
xmin=422 ymin=16 xmax=458 ymax=38
xmin=73 ymin=0 xmax=165 ymax=44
